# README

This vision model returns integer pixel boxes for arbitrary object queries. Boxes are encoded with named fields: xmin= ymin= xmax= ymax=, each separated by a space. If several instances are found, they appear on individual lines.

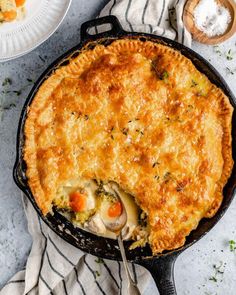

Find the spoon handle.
xmin=117 ymin=235 xmax=141 ymax=295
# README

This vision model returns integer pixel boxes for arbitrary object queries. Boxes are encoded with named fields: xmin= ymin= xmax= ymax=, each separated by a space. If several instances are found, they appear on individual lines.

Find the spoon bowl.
xmin=101 ymin=187 xmax=128 ymax=234
xmin=101 ymin=186 xmax=141 ymax=295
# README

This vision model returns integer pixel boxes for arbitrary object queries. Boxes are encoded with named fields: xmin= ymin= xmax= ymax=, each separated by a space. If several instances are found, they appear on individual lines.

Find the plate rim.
xmin=0 ymin=0 xmax=72 ymax=62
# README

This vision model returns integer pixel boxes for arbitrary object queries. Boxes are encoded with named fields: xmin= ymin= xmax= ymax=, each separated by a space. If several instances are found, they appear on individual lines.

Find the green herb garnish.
xmin=2 ymin=78 xmax=12 ymax=86
xmin=226 ymin=49 xmax=233 ymax=60
xmin=176 ymin=185 xmax=184 ymax=192
xmin=161 ymin=71 xmax=169 ymax=80
xmin=152 ymin=161 xmax=160 ymax=168
xmin=191 ymin=80 xmax=198 ymax=87
xmin=136 ymin=129 xmax=144 ymax=135
xmin=164 ymin=172 xmax=171 ymax=180
xmin=209 ymin=261 xmax=225 ymax=283
xmin=209 ymin=276 xmax=217 ymax=282
xmin=128 ymin=118 xmax=139 ymax=124
xmin=213 ymin=45 xmax=222 ymax=56
xmin=229 ymin=240 xmax=236 ymax=252
xmin=13 ymin=90 xmax=22 ymax=96
xmin=122 ymin=128 xmax=128 ymax=136
xmin=94 ymin=270 xmax=100 ymax=277
xmin=1 ymin=103 xmax=16 ymax=110
xmin=226 ymin=67 xmax=235 ymax=75
xmin=95 ymin=258 xmax=104 ymax=264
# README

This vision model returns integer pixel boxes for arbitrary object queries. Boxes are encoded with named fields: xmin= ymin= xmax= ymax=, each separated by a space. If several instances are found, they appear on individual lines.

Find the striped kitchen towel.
xmin=97 ymin=0 xmax=191 ymax=47
xmin=1 ymin=194 xmax=151 ymax=295
xmin=1 ymin=1 xmax=190 ymax=294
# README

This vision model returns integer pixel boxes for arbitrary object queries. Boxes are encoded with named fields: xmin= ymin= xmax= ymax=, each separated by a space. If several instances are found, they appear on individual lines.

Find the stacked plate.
xmin=0 ymin=0 xmax=71 ymax=62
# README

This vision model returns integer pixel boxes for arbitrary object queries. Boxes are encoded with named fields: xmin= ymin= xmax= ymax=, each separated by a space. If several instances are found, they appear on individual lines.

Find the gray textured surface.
xmin=0 ymin=0 xmax=236 ymax=294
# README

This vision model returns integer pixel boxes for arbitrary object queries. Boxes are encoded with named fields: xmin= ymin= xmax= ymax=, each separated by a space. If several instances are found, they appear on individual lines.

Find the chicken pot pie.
xmin=24 ymin=39 xmax=233 ymax=254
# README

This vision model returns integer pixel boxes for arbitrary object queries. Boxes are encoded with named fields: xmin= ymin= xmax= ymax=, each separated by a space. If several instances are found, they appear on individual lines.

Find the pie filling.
xmin=54 ymin=179 xmax=149 ymax=249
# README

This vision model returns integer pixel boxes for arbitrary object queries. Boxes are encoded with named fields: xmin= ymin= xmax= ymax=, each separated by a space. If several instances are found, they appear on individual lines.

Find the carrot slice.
xmin=69 ymin=192 xmax=86 ymax=212
xmin=3 ymin=10 xmax=17 ymax=21
xmin=108 ymin=201 xmax=122 ymax=218
xmin=15 ymin=0 xmax=26 ymax=7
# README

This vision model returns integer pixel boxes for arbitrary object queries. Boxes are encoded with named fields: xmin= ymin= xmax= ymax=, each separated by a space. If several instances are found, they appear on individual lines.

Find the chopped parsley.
xmin=229 ymin=240 xmax=236 ymax=252
xmin=1 ymin=103 xmax=16 ymax=110
xmin=2 ymin=78 xmax=12 ymax=86
xmin=160 ymin=71 xmax=169 ymax=80
xmin=71 ymin=111 xmax=81 ymax=118
xmin=152 ymin=161 xmax=160 ymax=168
xmin=164 ymin=171 xmax=171 ymax=180
xmin=12 ymin=90 xmax=22 ymax=96
xmin=136 ymin=129 xmax=144 ymax=135
xmin=176 ymin=185 xmax=184 ymax=192
xmin=128 ymin=118 xmax=140 ymax=124
xmin=151 ymin=61 xmax=169 ymax=80
xmin=209 ymin=276 xmax=217 ymax=282
xmin=94 ymin=270 xmax=100 ymax=278
xmin=1 ymin=77 xmax=34 ymax=97
xmin=154 ymin=175 xmax=160 ymax=180
xmin=122 ymin=128 xmax=128 ymax=136
xmin=213 ymin=46 xmax=234 ymax=60
xmin=209 ymin=261 xmax=225 ymax=283
xmin=226 ymin=67 xmax=235 ymax=75
xmin=226 ymin=49 xmax=233 ymax=61
xmin=95 ymin=258 xmax=104 ymax=264
xmin=191 ymin=80 xmax=198 ymax=87
xmin=186 ymin=104 xmax=194 ymax=113
xmin=213 ymin=45 xmax=222 ymax=56
xmin=1 ymin=89 xmax=20 ymax=96
xmin=84 ymin=114 xmax=89 ymax=120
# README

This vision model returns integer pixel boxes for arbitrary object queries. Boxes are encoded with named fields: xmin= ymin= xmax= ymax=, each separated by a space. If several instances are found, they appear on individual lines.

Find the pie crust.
xmin=24 ymin=39 xmax=234 ymax=254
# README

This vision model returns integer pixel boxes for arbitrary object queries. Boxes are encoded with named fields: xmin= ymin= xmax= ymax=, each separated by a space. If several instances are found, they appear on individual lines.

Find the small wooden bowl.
xmin=183 ymin=0 xmax=236 ymax=45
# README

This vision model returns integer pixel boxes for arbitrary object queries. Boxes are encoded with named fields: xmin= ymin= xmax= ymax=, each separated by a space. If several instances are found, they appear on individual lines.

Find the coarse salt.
xmin=193 ymin=0 xmax=231 ymax=37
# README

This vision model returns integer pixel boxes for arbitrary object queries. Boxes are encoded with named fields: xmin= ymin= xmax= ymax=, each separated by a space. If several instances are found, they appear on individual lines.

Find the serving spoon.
xmin=101 ymin=188 xmax=141 ymax=295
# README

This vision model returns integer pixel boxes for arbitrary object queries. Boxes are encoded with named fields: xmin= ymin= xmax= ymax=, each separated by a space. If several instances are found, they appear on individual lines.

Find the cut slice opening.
xmin=53 ymin=178 xmax=149 ymax=249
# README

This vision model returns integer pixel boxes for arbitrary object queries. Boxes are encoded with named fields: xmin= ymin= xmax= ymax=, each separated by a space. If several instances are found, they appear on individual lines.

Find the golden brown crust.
xmin=24 ymin=39 xmax=234 ymax=254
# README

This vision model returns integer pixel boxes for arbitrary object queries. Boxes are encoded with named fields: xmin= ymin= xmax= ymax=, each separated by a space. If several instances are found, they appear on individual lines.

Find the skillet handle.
xmin=80 ymin=15 xmax=124 ymax=42
xmin=138 ymin=255 xmax=178 ymax=295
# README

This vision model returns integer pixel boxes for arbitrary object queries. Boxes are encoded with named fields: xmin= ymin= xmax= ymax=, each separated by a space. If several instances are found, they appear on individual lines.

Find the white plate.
xmin=0 ymin=0 xmax=71 ymax=62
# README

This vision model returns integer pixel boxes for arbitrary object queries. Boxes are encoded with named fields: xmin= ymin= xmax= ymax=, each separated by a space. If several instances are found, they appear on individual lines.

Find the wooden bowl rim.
xmin=183 ymin=0 xmax=236 ymax=45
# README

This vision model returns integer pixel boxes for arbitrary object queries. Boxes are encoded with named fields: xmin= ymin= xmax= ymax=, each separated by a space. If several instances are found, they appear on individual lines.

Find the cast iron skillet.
xmin=13 ymin=16 xmax=236 ymax=295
